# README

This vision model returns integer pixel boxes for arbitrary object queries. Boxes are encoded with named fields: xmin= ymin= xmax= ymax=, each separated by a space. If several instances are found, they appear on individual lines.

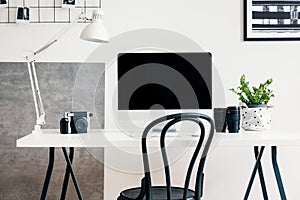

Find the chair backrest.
xmin=141 ymin=113 xmax=215 ymax=200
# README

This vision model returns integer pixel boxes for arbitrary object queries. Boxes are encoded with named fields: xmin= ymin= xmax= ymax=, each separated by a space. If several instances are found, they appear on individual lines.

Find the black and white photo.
xmin=244 ymin=0 xmax=300 ymax=40
xmin=16 ymin=7 xmax=30 ymax=23
xmin=0 ymin=0 xmax=7 ymax=6
xmin=62 ymin=0 xmax=76 ymax=8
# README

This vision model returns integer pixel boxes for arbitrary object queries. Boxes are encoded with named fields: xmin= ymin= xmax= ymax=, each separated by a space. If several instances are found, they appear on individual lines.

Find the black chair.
xmin=117 ymin=113 xmax=215 ymax=200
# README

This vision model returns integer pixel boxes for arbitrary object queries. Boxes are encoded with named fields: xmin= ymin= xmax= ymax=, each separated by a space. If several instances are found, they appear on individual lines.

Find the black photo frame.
xmin=244 ymin=0 xmax=300 ymax=41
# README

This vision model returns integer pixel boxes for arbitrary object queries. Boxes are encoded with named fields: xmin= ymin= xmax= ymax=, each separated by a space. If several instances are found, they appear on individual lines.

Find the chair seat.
xmin=119 ymin=186 xmax=195 ymax=200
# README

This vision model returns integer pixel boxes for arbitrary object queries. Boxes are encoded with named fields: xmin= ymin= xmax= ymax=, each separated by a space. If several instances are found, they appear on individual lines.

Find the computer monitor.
xmin=118 ymin=52 xmax=212 ymax=110
xmin=115 ymin=52 xmax=212 ymax=134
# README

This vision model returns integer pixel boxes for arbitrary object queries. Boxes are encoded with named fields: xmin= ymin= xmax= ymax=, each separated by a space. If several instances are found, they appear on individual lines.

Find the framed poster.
xmin=244 ymin=0 xmax=300 ymax=41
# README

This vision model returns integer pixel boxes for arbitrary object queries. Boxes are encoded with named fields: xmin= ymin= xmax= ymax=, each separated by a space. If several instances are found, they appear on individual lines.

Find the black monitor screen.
xmin=118 ymin=52 xmax=212 ymax=110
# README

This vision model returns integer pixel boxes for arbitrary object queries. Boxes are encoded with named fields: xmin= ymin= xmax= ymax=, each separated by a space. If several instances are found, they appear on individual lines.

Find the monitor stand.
xmin=151 ymin=122 xmax=177 ymax=137
xmin=152 ymin=125 xmax=177 ymax=133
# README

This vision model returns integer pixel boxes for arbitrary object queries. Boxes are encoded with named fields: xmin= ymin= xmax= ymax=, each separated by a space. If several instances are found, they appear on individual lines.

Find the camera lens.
xmin=75 ymin=118 xmax=88 ymax=133
xmin=226 ymin=106 xmax=240 ymax=133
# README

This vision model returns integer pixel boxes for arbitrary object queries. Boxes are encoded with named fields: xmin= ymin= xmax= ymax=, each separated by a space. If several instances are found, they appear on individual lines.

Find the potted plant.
xmin=230 ymin=74 xmax=275 ymax=131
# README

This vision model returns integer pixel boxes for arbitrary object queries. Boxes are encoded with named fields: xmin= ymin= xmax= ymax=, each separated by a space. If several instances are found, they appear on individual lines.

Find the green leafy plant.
xmin=229 ymin=74 xmax=275 ymax=105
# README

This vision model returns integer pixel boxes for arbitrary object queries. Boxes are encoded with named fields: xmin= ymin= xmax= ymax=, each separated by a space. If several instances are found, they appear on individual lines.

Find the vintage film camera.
xmin=60 ymin=112 xmax=93 ymax=134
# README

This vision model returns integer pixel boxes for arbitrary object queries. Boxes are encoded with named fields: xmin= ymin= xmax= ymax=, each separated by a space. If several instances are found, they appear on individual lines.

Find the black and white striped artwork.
xmin=244 ymin=0 xmax=300 ymax=40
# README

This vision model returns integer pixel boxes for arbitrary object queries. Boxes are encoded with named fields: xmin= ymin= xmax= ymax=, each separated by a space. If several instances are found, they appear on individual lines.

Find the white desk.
xmin=17 ymin=129 xmax=300 ymax=200
xmin=17 ymin=129 xmax=300 ymax=148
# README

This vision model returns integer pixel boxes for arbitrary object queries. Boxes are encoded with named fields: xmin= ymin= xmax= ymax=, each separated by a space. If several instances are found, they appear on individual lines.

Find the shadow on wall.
xmin=0 ymin=62 xmax=104 ymax=200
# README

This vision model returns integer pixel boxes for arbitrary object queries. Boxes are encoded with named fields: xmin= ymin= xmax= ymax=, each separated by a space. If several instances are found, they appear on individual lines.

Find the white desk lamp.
xmin=26 ymin=8 xmax=109 ymax=133
xmin=80 ymin=9 xmax=109 ymax=43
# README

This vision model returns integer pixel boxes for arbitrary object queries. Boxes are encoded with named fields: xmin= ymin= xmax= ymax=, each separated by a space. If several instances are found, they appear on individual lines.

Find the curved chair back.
xmin=141 ymin=113 xmax=215 ymax=200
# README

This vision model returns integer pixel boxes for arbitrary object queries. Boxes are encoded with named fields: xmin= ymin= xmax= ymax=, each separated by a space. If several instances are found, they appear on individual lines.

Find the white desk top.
xmin=16 ymin=129 xmax=300 ymax=148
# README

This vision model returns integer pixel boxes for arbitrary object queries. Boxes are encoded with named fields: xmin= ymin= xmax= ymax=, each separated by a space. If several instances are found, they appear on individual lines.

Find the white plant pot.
xmin=240 ymin=102 xmax=273 ymax=131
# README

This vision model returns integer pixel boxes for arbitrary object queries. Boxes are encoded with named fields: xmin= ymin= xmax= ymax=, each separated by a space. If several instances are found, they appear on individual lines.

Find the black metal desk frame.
xmin=40 ymin=147 xmax=83 ymax=200
xmin=244 ymin=146 xmax=287 ymax=200
xmin=39 ymin=146 xmax=287 ymax=200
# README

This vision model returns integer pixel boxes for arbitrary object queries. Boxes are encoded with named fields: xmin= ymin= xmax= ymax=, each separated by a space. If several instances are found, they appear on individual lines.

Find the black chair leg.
xmin=200 ymin=173 xmax=204 ymax=198
xmin=62 ymin=147 xmax=83 ymax=200
xmin=244 ymin=146 xmax=265 ymax=200
xmin=271 ymin=146 xmax=287 ymax=200
xmin=254 ymin=146 xmax=268 ymax=199
xmin=60 ymin=147 xmax=74 ymax=200
xmin=40 ymin=147 xmax=55 ymax=200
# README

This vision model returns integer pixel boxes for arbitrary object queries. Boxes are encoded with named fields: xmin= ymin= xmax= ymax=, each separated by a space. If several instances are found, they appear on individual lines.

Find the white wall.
xmin=2 ymin=0 xmax=300 ymax=199
xmin=102 ymin=2 xmax=300 ymax=198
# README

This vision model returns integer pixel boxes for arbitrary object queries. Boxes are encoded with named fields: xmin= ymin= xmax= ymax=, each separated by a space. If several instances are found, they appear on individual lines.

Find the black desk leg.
xmin=62 ymin=147 xmax=83 ymax=200
xmin=244 ymin=146 xmax=265 ymax=200
xmin=271 ymin=146 xmax=287 ymax=200
xmin=60 ymin=147 xmax=74 ymax=200
xmin=254 ymin=146 xmax=269 ymax=199
xmin=40 ymin=147 xmax=55 ymax=200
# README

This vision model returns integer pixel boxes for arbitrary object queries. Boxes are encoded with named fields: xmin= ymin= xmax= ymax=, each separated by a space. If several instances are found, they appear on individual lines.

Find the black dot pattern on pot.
xmin=241 ymin=106 xmax=272 ymax=130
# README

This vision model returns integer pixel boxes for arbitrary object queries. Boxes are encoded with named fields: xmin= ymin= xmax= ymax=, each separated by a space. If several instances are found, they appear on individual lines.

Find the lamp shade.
xmin=80 ymin=9 xmax=109 ymax=43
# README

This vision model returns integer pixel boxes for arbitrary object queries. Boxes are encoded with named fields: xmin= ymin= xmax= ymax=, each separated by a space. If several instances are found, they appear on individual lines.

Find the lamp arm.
xmin=26 ymin=60 xmax=45 ymax=132
xmin=34 ymin=40 xmax=58 ymax=55
xmin=31 ymin=61 xmax=45 ymax=120
xmin=25 ymin=13 xmax=82 ymax=133
xmin=30 ymin=10 xmax=85 ymax=59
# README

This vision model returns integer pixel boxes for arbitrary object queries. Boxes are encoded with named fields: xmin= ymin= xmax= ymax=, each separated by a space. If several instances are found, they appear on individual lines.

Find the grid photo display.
xmin=0 ymin=0 xmax=101 ymax=23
